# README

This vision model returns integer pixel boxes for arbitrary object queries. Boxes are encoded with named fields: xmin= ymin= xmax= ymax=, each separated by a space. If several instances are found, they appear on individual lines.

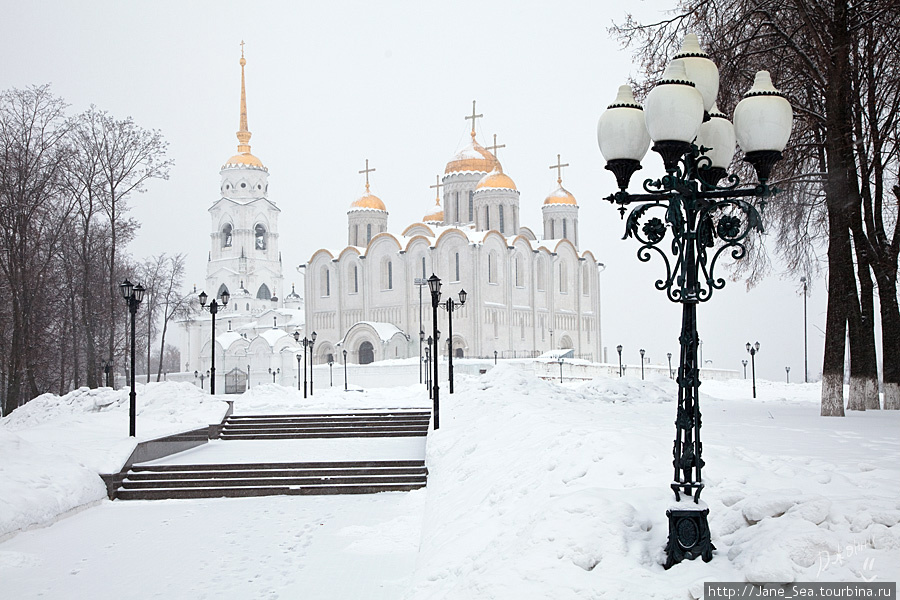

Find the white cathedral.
xmin=181 ymin=51 xmax=603 ymax=390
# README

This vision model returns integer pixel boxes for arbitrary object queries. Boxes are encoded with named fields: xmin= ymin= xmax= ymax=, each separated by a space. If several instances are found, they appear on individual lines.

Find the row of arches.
xmin=220 ymin=223 xmax=269 ymax=250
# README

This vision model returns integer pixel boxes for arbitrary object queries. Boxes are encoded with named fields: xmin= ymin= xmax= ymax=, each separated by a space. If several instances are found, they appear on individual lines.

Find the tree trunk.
xmin=875 ymin=269 xmax=900 ymax=409
xmin=847 ymin=211 xmax=879 ymax=410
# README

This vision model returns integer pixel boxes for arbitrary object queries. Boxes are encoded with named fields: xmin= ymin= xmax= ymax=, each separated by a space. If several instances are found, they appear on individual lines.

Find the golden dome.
xmin=351 ymin=192 xmax=386 ymax=211
xmin=445 ymin=139 xmax=500 ymax=175
xmin=424 ymin=198 xmax=443 ymax=223
xmin=224 ymin=152 xmax=266 ymax=169
xmin=544 ymin=186 xmax=578 ymax=206
xmin=476 ymin=169 xmax=517 ymax=191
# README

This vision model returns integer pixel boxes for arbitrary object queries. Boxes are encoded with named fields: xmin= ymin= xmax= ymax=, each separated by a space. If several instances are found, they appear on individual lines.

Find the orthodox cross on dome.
xmin=486 ymin=134 xmax=505 ymax=162
xmin=429 ymin=174 xmax=444 ymax=203
xmin=465 ymin=100 xmax=483 ymax=139
xmin=359 ymin=159 xmax=376 ymax=193
xmin=549 ymin=153 xmax=569 ymax=185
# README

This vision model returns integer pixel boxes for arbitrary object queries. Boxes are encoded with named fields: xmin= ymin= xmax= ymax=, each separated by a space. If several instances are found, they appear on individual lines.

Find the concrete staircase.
xmin=116 ymin=460 xmax=427 ymax=500
xmin=218 ymin=410 xmax=431 ymax=440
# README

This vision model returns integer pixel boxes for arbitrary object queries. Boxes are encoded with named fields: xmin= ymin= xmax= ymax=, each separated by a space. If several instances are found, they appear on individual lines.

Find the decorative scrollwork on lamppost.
xmin=198 ymin=289 xmax=230 ymax=395
xmin=596 ymin=33 xmax=792 ymax=569
xmin=120 ymin=279 xmax=145 ymax=437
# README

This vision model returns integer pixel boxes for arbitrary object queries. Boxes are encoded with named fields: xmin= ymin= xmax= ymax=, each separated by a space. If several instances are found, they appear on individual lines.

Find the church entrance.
xmin=358 ymin=341 xmax=375 ymax=365
xmin=225 ymin=367 xmax=247 ymax=394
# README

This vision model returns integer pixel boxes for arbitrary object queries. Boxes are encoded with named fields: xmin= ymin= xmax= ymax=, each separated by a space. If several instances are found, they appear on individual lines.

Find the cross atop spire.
xmin=486 ymin=134 xmax=505 ymax=162
xmin=359 ymin=159 xmax=376 ymax=193
xmin=236 ymin=41 xmax=251 ymax=153
xmin=549 ymin=154 xmax=569 ymax=185
xmin=430 ymin=174 xmax=444 ymax=202
xmin=465 ymin=100 xmax=483 ymax=139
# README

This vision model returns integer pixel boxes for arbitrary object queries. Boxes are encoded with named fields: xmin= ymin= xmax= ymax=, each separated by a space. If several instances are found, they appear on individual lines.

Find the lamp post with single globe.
xmin=198 ymin=289 xmax=229 ymax=395
xmin=293 ymin=338 xmax=302 ymax=392
xmin=746 ymin=342 xmax=760 ymax=398
xmin=329 ymin=358 xmax=334 ymax=386
xmin=425 ymin=337 xmax=433 ymax=399
xmin=596 ymin=32 xmax=792 ymax=568
xmin=494 ymin=350 xmax=498 ymax=365
xmin=558 ymin=357 xmax=564 ymax=383
xmin=640 ymin=348 xmax=646 ymax=380
xmin=342 ymin=349 xmax=348 ymax=391
xmin=800 ymin=276 xmax=808 ymax=383
xmin=616 ymin=345 xmax=623 ymax=377
xmin=120 ymin=280 xmax=145 ymax=437
xmin=308 ymin=332 xmax=317 ymax=395
xmin=428 ymin=274 xmax=442 ymax=429
xmin=667 ymin=352 xmax=674 ymax=379
xmin=786 ymin=366 xmax=790 ymax=383
xmin=742 ymin=359 xmax=748 ymax=379
xmin=419 ymin=330 xmax=425 ymax=386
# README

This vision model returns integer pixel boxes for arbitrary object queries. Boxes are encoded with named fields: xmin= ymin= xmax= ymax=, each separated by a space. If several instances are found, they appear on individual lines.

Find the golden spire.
xmin=550 ymin=153 xmax=569 ymax=186
xmin=236 ymin=40 xmax=252 ymax=154
xmin=359 ymin=159 xmax=376 ymax=193
xmin=465 ymin=100 xmax=483 ymax=139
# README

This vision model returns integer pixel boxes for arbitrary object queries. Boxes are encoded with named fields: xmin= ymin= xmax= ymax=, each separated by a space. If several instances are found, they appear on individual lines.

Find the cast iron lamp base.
xmin=664 ymin=506 xmax=715 ymax=569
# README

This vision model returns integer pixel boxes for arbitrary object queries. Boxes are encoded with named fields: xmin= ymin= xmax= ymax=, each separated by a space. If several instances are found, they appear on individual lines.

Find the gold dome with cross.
xmin=444 ymin=101 xmax=501 ymax=175
xmin=350 ymin=159 xmax=387 ymax=211
xmin=544 ymin=154 xmax=577 ymax=205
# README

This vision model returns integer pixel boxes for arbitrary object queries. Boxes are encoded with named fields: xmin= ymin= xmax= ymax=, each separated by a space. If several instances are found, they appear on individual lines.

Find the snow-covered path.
xmin=0 ymin=490 xmax=426 ymax=600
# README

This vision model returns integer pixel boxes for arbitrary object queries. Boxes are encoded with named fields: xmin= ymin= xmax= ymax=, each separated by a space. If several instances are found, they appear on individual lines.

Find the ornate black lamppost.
xmin=434 ymin=279 xmax=466 ymax=394
xmin=419 ymin=330 xmax=425 ymax=385
xmin=785 ymin=366 xmax=790 ymax=383
xmin=640 ymin=348 xmax=646 ymax=380
xmin=329 ymin=358 xmax=334 ymax=386
xmin=342 ymin=349 xmax=348 ymax=391
xmin=194 ymin=369 xmax=209 ymax=389
xmin=616 ymin=345 xmax=623 ymax=377
xmin=293 ymin=341 xmax=302 ymax=392
xmin=742 ymin=359 xmax=748 ymax=379
xmin=746 ymin=342 xmax=760 ymax=398
xmin=558 ymin=357 xmax=564 ymax=383
xmin=425 ymin=338 xmax=432 ymax=399
xmin=667 ymin=352 xmax=674 ymax=379
xmin=494 ymin=350 xmax=498 ymax=365
xmin=427 ymin=274 xmax=443 ymax=429
xmin=596 ymin=33 xmax=792 ymax=569
xmin=309 ymin=332 xmax=317 ymax=395
xmin=268 ymin=367 xmax=280 ymax=383
xmin=800 ymin=276 xmax=808 ymax=383
xmin=120 ymin=280 xmax=145 ymax=437
xmin=198 ymin=289 xmax=229 ymax=395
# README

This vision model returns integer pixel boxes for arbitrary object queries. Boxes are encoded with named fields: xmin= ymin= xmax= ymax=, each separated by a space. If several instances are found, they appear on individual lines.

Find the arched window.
xmin=366 ymin=224 xmax=372 ymax=244
xmin=468 ymin=192 xmax=474 ymax=222
xmin=485 ymin=206 xmax=490 ymax=230
xmin=455 ymin=191 xmax=460 ymax=223
xmin=388 ymin=261 xmax=393 ymax=290
xmin=499 ymin=205 xmax=505 ymax=233
xmin=321 ymin=267 xmax=330 ymax=297
xmin=563 ymin=219 xmax=568 ymax=239
xmin=487 ymin=253 xmax=493 ymax=283
xmin=353 ymin=225 xmax=359 ymax=246
xmin=255 ymin=224 xmax=267 ymax=250
xmin=221 ymin=223 xmax=233 ymax=248
xmin=421 ymin=256 xmax=426 ymax=280
xmin=454 ymin=252 xmax=460 ymax=282
xmin=550 ymin=220 xmax=555 ymax=239
xmin=559 ymin=262 xmax=567 ymax=293
xmin=256 ymin=283 xmax=271 ymax=300
xmin=515 ymin=255 xmax=522 ymax=287
xmin=217 ymin=284 xmax=230 ymax=299
xmin=349 ymin=265 xmax=359 ymax=293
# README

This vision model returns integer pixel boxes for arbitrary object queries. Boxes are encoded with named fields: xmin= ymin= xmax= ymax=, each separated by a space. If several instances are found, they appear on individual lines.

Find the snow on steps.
xmin=217 ymin=411 xmax=431 ymax=440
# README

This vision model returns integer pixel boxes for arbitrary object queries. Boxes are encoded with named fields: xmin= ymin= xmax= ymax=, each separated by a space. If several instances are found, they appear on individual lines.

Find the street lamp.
xmin=800 ymin=276 xmax=808 ymax=383
xmin=415 ymin=277 xmax=428 ymax=384
xmin=439 ymin=286 xmax=467 ymax=394
xmin=194 ymin=369 xmax=209 ymax=389
xmin=494 ymin=350 xmax=498 ymax=365
xmin=309 ymin=332 xmax=317 ymax=395
xmin=293 ymin=336 xmax=302 ymax=392
xmin=292 ymin=331 xmax=317 ymax=398
xmin=640 ymin=348 xmax=646 ymax=380
xmin=120 ymin=279 xmax=145 ymax=437
xmin=428 ymin=274 xmax=442 ymax=429
xmin=247 ymin=363 xmax=251 ymax=389
xmin=558 ymin=357 xmax=564 ymax=383
xmin=742 ymin=359 xmax=748 ymax=379
xmin=425 ymin=337 xmax=433 ymax=399
xmin=329 ymin=358 xmax=334 ymax=386
xmin=616 ymin=345 xmax=623 ymax=377
xmin=785 ymin=366 xmax=790 ymax=383
xmin=596 ymin=32 xmax=792 ymax=569
xmin=268 ymin=367 xmax=280 ymax=383
xmin=198 ymin=288 xmax=229 ymax=395
xmin=342 ymin=349 xmax=348 ymax=391
xmin=746 ymin=342 xmax=760 ymax=398
xmin=667 ymin=352 xmax=673 ymax=379
xmin=101 ymin=358 xmax=113 ymax=388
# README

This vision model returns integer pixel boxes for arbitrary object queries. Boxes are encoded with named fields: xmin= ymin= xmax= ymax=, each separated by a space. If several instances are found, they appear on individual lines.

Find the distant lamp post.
xmin=120 ymin=279 xmax=145 ymax=437
xmin=746 ymin=342 xmax=760 ymax=398
xmin=428 ymin=274 xmax=442 ymax=429
xmin=558 ymin=357 xmax=564 ymax=383
xmin=616 ymin=345 xmax=623 ymax=377
xmin=800 ymin=276 xmax=808 ymax=383
xmin=247 ymin=363 xmax=251 ymax=389
xmin=268 ymin=367 xmax=280 ymax=383
xmin=293 ymin=331 xmax=317 ymax=398
xmin=198 ymin=288 xmax=229 ymax=395
xmin=293 ymin=335 xmax=302 ymax=392
xmin=194 ymin=369 xmax=209 ymax=390
xmin=785 ymin=366 xmax=790 ymax=383
xmin=741 ymin=359 xmax=748 ymax=379
xmin=494 ymin=350 xmax=498 ymax=365
xmin=309 ymin=332 xmax=317 ymax=395
xmin=438 ymin=286 xmax=466 ymax=394
xmin=419 ymin=329 xmax=425 ymax=386
xmin=425 ymin=337 xmax=433 ymax=399
xmin=640 ymin=348 xmax=646 ymax=380
xmin=342 ymin=349 xmax=348 ymax=391
xmin=667 ymin=352 xmax=673 ymax=379
xmin=329 ymin=358 xmax=334 ymax=386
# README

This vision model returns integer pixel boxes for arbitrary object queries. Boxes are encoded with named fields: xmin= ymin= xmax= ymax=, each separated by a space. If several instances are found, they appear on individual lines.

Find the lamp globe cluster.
xmin=597 ymin=32 xmax=793 ymax=187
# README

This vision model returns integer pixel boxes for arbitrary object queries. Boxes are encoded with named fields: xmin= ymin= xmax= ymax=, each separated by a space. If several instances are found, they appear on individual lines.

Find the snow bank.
xmin=407 ymin=365 xmax=900 ymax=599
xmin=0 ymin=382 xmax=229 ymax=539
xmin=230 ymin=381 xmax=429 ymax=414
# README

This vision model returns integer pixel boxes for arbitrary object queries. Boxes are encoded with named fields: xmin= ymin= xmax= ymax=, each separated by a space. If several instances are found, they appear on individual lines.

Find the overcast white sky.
xmin=4 ymin=0 xmax=828 ymax=382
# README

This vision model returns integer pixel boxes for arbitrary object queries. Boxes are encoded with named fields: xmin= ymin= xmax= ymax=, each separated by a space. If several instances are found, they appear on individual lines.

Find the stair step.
xmin=227 ymin=411 xmax=430 ymax=419
xmin=116 ymin=482 xmax=426 ymax=500
xmin=122 ymin=475 xmax=426 ymax=488
xmin=127 ymin=468 xmax=426 ymax=480
xmin=133 ymin=460 xmax=424 ymax=472
xmin=219 ymin=431 xmax=427 ymax=439
xmin=220 ymin=426 xmax=427 ymax=434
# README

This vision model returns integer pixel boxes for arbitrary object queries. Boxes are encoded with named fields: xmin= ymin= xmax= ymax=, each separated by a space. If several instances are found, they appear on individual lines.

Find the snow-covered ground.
xmin=1 ymin=367 xmax=898 ymax=599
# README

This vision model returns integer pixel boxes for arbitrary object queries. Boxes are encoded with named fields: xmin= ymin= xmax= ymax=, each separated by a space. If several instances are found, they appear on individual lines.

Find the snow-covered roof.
xmin=259 ymin=328 xmax=292 ymax=347
xmin=216 ymin=331 xmax=246 ymax=349
xmin=339 ymin=321 xmax=409 ymax=346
